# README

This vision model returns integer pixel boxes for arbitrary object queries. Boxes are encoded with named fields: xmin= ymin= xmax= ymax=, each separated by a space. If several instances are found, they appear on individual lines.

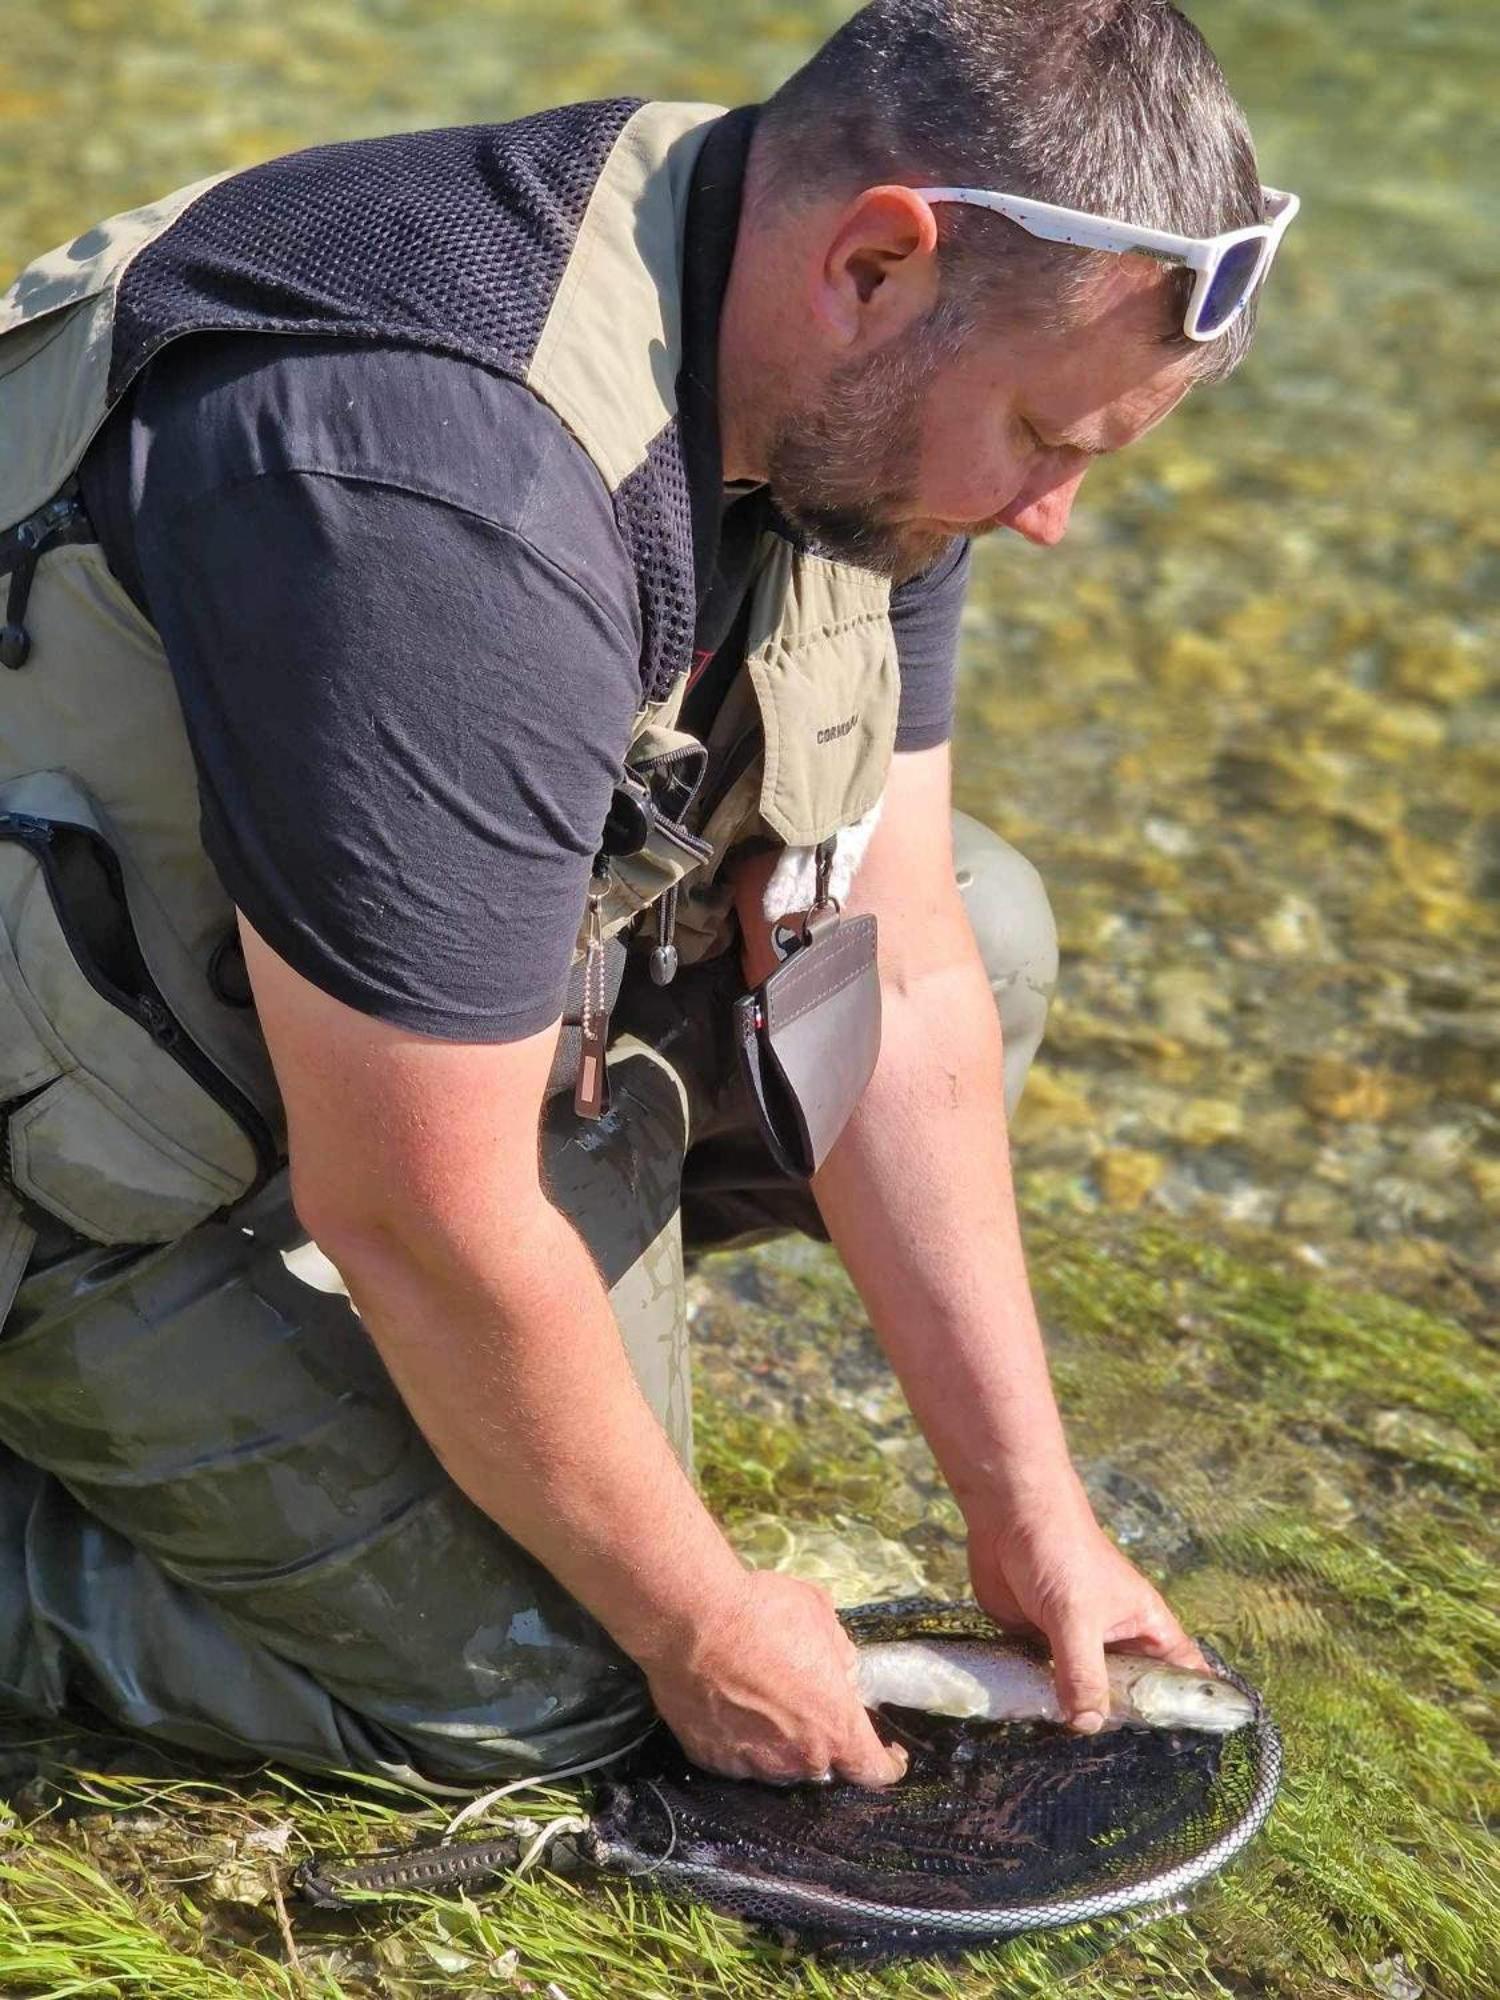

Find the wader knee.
xmin=0 ymin=1039 xmax=691 ymax=1788
xmin=951 ymin=812 xmax=1058 ymax=1119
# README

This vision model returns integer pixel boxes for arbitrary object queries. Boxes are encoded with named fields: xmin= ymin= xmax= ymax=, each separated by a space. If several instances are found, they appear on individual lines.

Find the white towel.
xmin=762 ymin=794 xmax=884 ymax=924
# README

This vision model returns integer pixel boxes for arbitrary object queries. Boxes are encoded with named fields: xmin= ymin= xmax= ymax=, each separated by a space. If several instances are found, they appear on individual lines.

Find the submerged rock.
xmin=1077 ymin=1460 xmax=1201 ymax=1573
xmin=1096 ymin=1148 xmax=1167 ymax=1210
xmin=1175 ymin=1097 xmax=1246 ymax=1147
xmin=726 ymin=1513 xmax=933 ymax=1607
xmin=1300 ymin=1057 xmax=1395 ymax=1124
xmin=1371 ymin=1954 xmax=1425 ymax=2000
xmin=1368 ymin=1407 xmax=1481 ymax=1467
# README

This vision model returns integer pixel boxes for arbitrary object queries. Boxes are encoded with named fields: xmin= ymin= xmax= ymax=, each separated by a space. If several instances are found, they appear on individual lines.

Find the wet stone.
xmin=1368 ymin=1407 xmax=1481 ymax=1466
xmin=1300 ymin=1057 xmax=1395 ymax=1123
xmin=1371 ymin=1955 xmax=1426 ymax=2000
xmin=1257 ymin=894 xmax=1333 ymax=961
xmin=1280 ymin=1183 xmax=1357 ymax=1237
xmin=725 ymin=1513 xmax=933 ymax=1608
xmin=1174 ymin=1098 xmax=1245 ymax=1147
xmin=1096 ymin=1148 xmax=1167 ymax=1210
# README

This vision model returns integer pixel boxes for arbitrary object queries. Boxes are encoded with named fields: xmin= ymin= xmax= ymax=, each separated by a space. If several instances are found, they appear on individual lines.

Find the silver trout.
xmin=855 ymin=1638 xmax=1254 ymax=1734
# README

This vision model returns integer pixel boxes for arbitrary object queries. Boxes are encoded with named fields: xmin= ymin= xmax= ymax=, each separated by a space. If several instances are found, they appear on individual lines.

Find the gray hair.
xmin=756 ymin=0 xmax=1265 ymax=381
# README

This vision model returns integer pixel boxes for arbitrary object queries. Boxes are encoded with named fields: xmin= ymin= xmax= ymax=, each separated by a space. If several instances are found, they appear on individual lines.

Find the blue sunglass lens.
xmin=1195 ymin=238 xmax=1265 ymax=336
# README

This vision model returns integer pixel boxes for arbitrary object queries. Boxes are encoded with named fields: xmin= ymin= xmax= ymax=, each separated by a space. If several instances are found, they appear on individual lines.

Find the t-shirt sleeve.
xmin=890 ymin=537 xmax=971 ymax=752
xmin=123 ymin=341 xmax=643 ymax=1041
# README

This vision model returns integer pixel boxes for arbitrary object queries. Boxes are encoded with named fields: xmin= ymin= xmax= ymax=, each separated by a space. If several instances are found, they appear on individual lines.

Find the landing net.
xmin=587 ymin=1598 xmax=1282 ymax=1955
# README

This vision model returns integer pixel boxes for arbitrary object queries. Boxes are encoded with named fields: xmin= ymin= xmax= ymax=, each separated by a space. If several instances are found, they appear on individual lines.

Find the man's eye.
xmin=1021 ymin=417 xmax=1050 ymax=452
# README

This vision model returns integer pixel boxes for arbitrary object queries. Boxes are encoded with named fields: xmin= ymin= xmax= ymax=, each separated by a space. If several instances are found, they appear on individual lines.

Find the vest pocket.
xmin=8 ymin=1073 xmax=245 ymax=1245
xmin=596 ymin=806 xmax=713 ymax=934
xmin=744 ymin=547 xmax=899 ymax=848
xmin=0 ymin=786 xmax=273 ymax=1245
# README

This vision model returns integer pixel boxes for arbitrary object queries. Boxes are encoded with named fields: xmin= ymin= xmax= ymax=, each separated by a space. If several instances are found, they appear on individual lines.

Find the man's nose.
xmin=1001 ymin=467 xmax=1089 ymax=547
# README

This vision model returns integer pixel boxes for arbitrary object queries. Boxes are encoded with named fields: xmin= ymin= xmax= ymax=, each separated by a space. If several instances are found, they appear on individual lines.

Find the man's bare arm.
xmin=238 ymin=917 xmax=902 ymax=1785
xmin=736 ymin=747 xmax=1205 ymax=1731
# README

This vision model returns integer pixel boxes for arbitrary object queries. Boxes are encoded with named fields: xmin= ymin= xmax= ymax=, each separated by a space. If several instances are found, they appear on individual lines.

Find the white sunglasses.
xmin=912 ymin=183 xmax=1301 ymax=343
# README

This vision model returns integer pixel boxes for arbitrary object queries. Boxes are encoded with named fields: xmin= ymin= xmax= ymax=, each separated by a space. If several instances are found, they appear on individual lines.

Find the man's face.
xmin=765 ymin=265 xmax=1199 ymax=581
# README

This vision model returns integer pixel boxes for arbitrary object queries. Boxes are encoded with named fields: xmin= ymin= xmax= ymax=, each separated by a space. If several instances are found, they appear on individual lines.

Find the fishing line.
xmin=441 ymin=1724 xmax=655 ymax=1842
xmin=631 ymin=1779 xmax=679 ymax=1875
xmin=514 ymin=1812 xmax=592 ymax=1877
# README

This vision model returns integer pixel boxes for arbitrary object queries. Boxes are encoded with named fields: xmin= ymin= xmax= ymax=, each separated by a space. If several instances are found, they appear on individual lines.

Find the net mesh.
xmin=587 ymin=1599 xmax=1282 ymax=1956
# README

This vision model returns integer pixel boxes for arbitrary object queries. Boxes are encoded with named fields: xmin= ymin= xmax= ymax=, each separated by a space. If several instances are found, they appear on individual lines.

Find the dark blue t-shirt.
xmin=79 ymin=335 xmax=968 ymax=1041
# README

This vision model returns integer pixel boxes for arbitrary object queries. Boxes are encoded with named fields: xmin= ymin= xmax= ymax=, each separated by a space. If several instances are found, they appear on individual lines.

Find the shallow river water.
xmin=0 ymin=4 xmax=1496 ymax=1998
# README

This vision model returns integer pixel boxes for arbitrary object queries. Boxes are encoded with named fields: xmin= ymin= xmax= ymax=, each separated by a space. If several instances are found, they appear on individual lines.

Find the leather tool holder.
xmin=735 ymin=900 xmax=881 ymax=1182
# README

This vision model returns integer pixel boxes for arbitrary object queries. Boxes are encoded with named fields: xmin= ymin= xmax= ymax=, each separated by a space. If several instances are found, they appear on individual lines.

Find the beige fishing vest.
xmin=0 ymin=102 xmax=899 ymax=1279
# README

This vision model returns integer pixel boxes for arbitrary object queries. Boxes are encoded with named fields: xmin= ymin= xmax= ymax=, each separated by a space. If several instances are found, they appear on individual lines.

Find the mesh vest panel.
xmin=108 ymin=100 xmax=695 ymax=699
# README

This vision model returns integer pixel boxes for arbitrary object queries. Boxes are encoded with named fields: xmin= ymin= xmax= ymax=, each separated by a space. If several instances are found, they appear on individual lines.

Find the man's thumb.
xmin=1049 ymin=1610 xmax=1110 ymax=1732
xmin=837 ymin=1706 xmax=909 ymax=1788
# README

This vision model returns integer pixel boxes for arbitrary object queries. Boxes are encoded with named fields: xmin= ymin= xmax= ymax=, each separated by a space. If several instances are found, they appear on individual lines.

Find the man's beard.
xmin=765 ymin=299 xmax=973 ymax=582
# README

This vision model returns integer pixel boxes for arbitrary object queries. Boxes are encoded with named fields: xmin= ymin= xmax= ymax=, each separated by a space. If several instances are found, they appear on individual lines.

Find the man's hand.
xmin=966 ymin=1469 xmax=1209 ymax=1732
xmin=645 ymin=1573 xmax=907 ymax=1786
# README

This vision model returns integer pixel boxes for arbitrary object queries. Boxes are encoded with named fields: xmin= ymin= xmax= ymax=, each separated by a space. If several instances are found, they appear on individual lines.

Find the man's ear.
xmin=812 ymin=185 xmax=942 ymax=351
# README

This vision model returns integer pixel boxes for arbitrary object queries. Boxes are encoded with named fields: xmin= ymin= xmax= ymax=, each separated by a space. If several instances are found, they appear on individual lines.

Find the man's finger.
xmin=834 ymin=1711 xmax=909 ymax=1788
xmin=1154 ymin=1631 xmax=1211 ymax=1674
xmin=971 ymin=1571 xmax=1028 ymax=1632
xmin=1048 ymin=1606 xmax=1111 ymax=1732
xmin=1120 ymin=1603 xmax=1211 ymax=1675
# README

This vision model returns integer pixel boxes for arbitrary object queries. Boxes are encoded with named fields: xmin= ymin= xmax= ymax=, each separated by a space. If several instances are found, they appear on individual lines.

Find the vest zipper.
xmin=626 ymin=743 xmax=713 ymax=859
xmin=695 ymin=730 xmax=760 ymax=832
xmin=1 ymin=486 xmax=97 ymax=672
xmin=0 ymin=813 xmax=280 ymax=1193
xmin=625 ymin=810 xmax=712 ymax=867
xmin=647 ymin=818 xmax=713 ymax=865
xmin=632 ymin=744 xmax=708 ymax=785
